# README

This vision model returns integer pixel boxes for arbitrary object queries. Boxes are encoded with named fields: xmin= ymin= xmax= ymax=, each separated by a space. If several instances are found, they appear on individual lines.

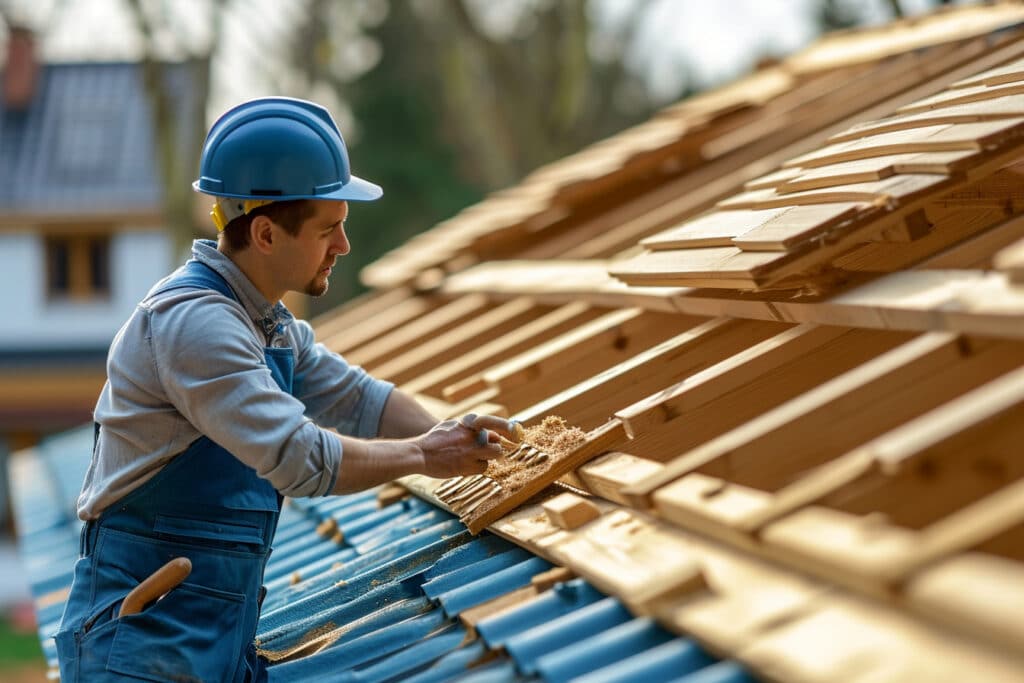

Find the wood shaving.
xmin=474 ymin=416 xmax=586 ymax=519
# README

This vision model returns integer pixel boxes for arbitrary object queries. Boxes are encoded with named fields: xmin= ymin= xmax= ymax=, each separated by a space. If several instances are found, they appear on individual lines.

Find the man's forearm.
xmin=331 ymin=435 xmax=424 ymax=494
xmin=376 ymin=388 xmax=439 ymax=438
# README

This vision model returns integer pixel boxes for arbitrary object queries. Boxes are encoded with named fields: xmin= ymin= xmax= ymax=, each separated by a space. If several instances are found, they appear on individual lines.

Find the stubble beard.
xmin=306 ymin=277 xmax=329 ymax=297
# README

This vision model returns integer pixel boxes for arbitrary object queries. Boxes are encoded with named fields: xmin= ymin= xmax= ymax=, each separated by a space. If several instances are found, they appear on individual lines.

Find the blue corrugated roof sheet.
xmin=11 ymin=426 xmax=756 ymax=682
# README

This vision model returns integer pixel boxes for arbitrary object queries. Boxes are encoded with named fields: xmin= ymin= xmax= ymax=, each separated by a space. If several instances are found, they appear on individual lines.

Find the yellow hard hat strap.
xmin=210 ymin=198 xmax=274 ymax=232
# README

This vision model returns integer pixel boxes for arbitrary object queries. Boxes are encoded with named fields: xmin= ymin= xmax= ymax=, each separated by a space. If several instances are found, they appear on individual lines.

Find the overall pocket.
xmin=106 ymin=581 xmax=246 ymax=682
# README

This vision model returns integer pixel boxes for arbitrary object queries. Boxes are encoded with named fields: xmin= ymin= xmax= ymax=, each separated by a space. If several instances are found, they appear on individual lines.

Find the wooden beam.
xmin=319 ymin=293 xmax=443 ymax=356
xmin=993 ymin=234 xmax=1024 ymax=282
xmin=511 ymin=318 xmax=784 ymax=430
xmin=618 ymin=326 xmax=914 ymax=506
xmin=650 ymin=335 xmax=1024 ymax=540
xmin=368 ymin=297 xmax=546 ymax=384
xmin=400 ymin=302 xmax=604 ymax=398
xmin=758 ymin=364 xmax=1024 ymax=590
xmin=345 ymin=294 xmax=490 ymax=368
xmin=481 ymin=309 xmax=705 ymax=416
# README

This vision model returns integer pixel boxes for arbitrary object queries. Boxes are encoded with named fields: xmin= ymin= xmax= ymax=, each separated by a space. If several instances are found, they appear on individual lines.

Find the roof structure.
xmin=0 ymin=61 xmax=197 ymax=222
xmin=12 ymin=4 xmax=1024 ymax=682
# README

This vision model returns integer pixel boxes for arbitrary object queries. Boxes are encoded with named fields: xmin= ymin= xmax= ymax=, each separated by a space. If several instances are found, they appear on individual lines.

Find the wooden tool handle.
xmin=118 ymin=557 xmax=192 ymax=618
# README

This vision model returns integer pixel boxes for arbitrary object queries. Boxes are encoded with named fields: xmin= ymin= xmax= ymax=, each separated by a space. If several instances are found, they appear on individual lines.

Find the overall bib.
xmin=56 ymin=260 xmax=291 ymax=682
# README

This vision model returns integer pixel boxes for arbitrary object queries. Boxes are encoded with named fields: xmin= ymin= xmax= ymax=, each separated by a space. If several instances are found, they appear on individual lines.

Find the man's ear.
xmin=250 ymin=215 xmax=275 ymax=254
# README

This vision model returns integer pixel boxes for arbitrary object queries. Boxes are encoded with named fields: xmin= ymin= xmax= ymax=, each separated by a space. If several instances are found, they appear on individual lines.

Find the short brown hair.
xmin=219 ymin=199 xmax=318 ymax=251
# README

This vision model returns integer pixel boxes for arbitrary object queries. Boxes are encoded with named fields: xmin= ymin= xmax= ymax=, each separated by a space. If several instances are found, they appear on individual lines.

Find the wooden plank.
xmin=897 ymin=80 xmax=1024 ymax=115
xmin=481 ymin=309 xmax=702 ymax=416
xmin=828 ymin=95 xmax=1024 ymax=143
xmin=400 ymin=301 xmax=605 ymax=398
xmin=651 ymin=335 xmax=1024 ymax=539
xmin=917 ymin=211 xmax=1024 ymax=269
xmin=993 ymin=235 xmax=1024 ymax=282
xmin=779 ymin=150 xmax=976 ymax=193
xmin=538 ymin=507 xmax=707 ymax=615
xmin=617 ymin=324 xmax=845 ymax=438
xmin=741 ymin=592 xmax=1024 ymax=683
xmin=639 ymin=208 xmax=791 ymax=250
xmin=311 ymin=286 xmax=413 ymax=339
xmin=783 ymin=4 xmax=1024 ymax=73
xmin=784 ymin=118 xmax=1024 ymax=169
xmin=618 ymin=326 xmax=914 ymax=505
xmin=345 ymin=294 xmax=490 ymax=368
xmin=608 ymin=247 xmax=779 ymax=289
xmin=759 ymin=365 xmax=1024 ymax=587
xmin=575 ymin=452 xmax=665 ymax=506
xmin=730 ymin=202 xmax=870 ymax=251
xmin=511 ymin=318 xmax=785 ymax=431
xmin=896 ymin=477 xmax=1024 ymax=577
xmin=950 ymin=56 xmax=1024 ymax=88
xmin=906 ymin=553 xmax=1024 ymax=653
xmin=717 ymin=174 xmax=951 ymax=210
xmin=459 ymin=419 xmax=630 ymax=534
xmin=319 ymin=294 xmax=442 ymax=356
xmin=368 ymin=298 xmax=546 ymax=384
xmin=743 ymin=166 xmax=804 ymax=190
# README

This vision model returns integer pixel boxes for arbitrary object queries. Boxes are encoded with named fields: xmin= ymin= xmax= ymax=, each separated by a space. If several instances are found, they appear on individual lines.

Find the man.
xmin=54 ymin=97 xmax=515 ymax=682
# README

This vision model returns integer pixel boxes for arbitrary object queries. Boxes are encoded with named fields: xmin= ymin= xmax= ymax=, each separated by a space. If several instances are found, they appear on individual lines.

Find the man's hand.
xmin=331 ymin=413 xmax=523 ymax=494
xmin=414 ymin=414 xmax=520 ymax=479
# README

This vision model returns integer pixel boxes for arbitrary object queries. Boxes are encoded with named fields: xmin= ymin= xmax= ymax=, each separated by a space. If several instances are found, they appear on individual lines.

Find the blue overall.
xmin=56 ymin=260 xmax=291 ymax=682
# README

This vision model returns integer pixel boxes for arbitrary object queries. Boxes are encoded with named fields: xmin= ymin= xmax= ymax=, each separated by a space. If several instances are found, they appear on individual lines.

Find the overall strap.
xmin=153 ymin=259 xmax=237 ymax=302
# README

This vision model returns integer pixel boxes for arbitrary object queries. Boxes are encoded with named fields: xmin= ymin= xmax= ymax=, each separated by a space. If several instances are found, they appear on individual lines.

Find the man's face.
xmin=280 ymin=200 xmax=350 ymax=297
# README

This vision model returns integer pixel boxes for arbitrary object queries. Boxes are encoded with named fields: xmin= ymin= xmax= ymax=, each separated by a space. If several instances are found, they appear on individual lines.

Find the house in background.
xmin=0 ymin=29 xmax=195 ymax=526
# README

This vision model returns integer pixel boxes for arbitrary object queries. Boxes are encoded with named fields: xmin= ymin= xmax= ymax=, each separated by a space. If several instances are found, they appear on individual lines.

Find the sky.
xmin=0 ymin=0 xmax=966 ymax=120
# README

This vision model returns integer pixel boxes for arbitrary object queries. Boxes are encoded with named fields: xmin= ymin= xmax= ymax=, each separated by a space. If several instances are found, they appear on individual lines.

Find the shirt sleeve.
xmin=149 ymin=292 xmax=341 ymax=498
xmin=289 ymin=319 xmax=395 ymax=439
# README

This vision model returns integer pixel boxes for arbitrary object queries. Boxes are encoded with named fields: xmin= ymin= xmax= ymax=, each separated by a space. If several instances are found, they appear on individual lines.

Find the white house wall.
xmin=3 ymin=229 xmax=173 ymax=351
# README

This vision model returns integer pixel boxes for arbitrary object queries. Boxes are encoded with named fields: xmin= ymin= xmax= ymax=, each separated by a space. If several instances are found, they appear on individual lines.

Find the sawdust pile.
xmin=473 ymin=416 xmax=586 ymax=518
xmin=521 ymin=416 xmax=586 ymax=456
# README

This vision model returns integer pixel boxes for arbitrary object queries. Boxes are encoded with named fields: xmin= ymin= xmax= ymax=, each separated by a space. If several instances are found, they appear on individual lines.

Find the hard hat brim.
xmin=192 ymin=174 xmax=383 ymax=202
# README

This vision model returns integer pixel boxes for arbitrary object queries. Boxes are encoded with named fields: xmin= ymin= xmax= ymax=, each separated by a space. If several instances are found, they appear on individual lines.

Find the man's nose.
xmin=333 ymin=226 xmax=351 ymax=256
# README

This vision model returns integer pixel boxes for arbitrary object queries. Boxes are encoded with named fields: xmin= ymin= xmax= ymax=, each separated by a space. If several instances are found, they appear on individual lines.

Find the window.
xmin=45 ymin=234 xmax=111 ymax=300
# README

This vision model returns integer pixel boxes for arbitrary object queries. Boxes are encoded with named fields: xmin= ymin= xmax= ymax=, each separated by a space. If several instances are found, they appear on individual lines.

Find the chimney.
xmin=4 ymin=26 xmax=39 ymax=110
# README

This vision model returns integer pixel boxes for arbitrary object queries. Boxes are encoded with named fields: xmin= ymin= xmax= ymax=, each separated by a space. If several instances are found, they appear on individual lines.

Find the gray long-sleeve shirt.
xmin=78 ymin=240 xmax=394 ymax=520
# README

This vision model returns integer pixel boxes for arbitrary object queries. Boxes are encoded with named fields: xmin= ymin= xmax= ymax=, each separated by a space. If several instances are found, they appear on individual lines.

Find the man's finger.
xmin=476 ymin=442 xmax=505 ymax=459
xmin=469 ymin=415 xmax=521 ymax=437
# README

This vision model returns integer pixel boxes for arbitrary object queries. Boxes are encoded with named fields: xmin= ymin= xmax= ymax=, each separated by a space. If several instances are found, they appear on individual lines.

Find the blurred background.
xmin=0 ymin=0 xmax=963 ymax=678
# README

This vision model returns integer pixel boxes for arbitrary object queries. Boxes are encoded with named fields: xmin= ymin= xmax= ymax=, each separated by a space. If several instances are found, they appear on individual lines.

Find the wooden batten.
xmin=757 ymin=365 xmax=1024 ymax=593
xmin=402 ymin=302 xmax=604 ymax=398
xmin=511 ymin=318 xmax=784 ymax=431
xmin=650 ymin=335 xmax=1024 ymax=540
xmin=320 ymin=294 xmax=442 ymax=356
xmin=618 ymin=326 xmax=915 ymax=506
xmin=345 ymin=294 xmax=491 ymax=369
xmin=480 ymin=309 xmax=703 ymax=416
xmin=992 ymin=234 xmax=1024 ymax=281
xmin=368 ymin=297 xmax=546 ymax=384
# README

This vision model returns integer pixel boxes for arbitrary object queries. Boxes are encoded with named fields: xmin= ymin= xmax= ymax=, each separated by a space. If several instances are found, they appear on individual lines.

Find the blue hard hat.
xmin=193 ymin=97 xmax=382 ymax=202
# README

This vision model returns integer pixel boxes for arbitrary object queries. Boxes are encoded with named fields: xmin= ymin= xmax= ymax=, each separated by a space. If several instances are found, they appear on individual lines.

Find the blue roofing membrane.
xmin=10 ymin=426 xmax=757 ymax=681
